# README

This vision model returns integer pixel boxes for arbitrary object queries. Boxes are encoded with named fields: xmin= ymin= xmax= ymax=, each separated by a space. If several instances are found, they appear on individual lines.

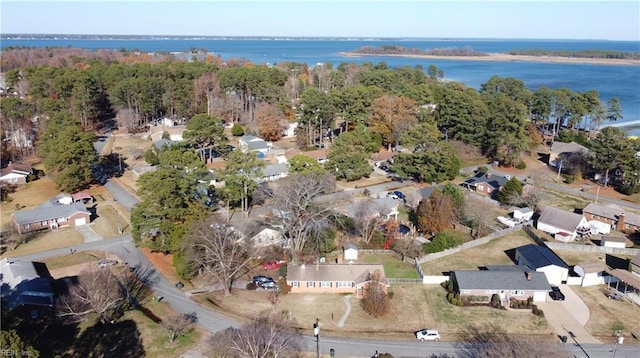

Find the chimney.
xmin=616 ymin=213 xmax=626 ymax=231
xmin=526 ymin=271 xmax=532 ymax=281
xmin=486 ymin=172 xmax=492 ymax=179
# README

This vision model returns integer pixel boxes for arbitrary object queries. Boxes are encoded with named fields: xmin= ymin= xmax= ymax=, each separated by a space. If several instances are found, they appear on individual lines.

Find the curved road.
xmin=15 ymin=177 xmax=639 ymax=357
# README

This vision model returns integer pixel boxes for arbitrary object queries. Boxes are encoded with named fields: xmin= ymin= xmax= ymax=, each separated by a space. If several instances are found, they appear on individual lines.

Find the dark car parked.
xmin=252 ymin=275 xmax=274 ymax=285
xmin=393 ymin=190 xmax=405 ymax=199
xmin=549 ymin=286 xmax=565 ymax=301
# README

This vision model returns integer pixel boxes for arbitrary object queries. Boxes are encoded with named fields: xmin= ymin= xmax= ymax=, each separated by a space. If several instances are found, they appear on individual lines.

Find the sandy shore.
xmin=338 ymin=52 xmax=640 ymax=66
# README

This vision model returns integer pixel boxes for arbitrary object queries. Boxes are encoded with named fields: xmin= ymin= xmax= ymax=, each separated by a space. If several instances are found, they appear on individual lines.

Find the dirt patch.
xmin=141 ymin=248 xmax=180 ymax=283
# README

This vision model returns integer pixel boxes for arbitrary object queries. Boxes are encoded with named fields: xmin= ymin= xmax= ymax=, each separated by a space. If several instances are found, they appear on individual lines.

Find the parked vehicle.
xmin=415 ymin=329 xmax=440 ymax=341
xmin=549 ymin=286 xmax=565 ymax=301
xmin=97 ymin=259 xmax=118 ymax=268
xmin=261 ymin=260 xmax=286 ymax=270
xmin=252 ymin=275 xmax=274 ymax=285
xmin=393 ymin=190 xmax=405 ymax=199
xmin=261 ymin=281 xmax=279 ymax=290
xmin=386 ymin=192 xmax=398 ymax=199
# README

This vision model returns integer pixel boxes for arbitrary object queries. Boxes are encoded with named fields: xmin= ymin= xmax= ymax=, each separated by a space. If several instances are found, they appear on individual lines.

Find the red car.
xmin=261 ymin=260 xmax=286 ymax=270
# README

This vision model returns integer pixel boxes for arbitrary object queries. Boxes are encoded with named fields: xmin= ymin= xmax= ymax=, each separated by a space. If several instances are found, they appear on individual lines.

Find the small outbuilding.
xmin=343 ymin=242 xmax=359 ymax=261
xmin=574 ymin=262 xmax=606 ymax=287
xmin=600 ymin=235 xmax=627 ymax=249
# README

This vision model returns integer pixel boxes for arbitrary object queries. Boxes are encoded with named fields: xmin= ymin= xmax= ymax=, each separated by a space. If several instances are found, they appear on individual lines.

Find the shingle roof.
xmin=575 ymin=262 xmax=605 ymax=274
xmin=550 ymin=141 xmax=588 ymax=155
xmin=515 ymin=244 xmax=568 ymax=269
xmin=582 ymin=203 xmax=640 ymax=227
xmin=287 ymin=264 xmax=388 ymax=285
xmin=463 ymin=172 xmax=508 ymax=190
xmin=13 ymin=201 xmax=89 ymax=225
xmin=452 ymin=270 xmax=550 ymax=291
xmin=538 ymin=206 xmax=586 ymax=233
xmin=0 ymin=162 xmax=32 ymax=176
xmin=417 ymin=185 xmax=443 ymax=199
xmin=485 ymin=265 xmax=527 ymax=272
xmin=263 ymin=163 xmax=289 ymax=177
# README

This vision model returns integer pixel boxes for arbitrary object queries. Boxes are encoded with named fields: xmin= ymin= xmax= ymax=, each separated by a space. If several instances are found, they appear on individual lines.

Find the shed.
xmin=601 ymin=235 xmax=627 ymax=249
xmin=343 ymin=242 xmax=358 ymax=260
xmin=513 ymin=207 xmax=534 ymax=221
xmin=515 ymin=244 xmax=569 ymax=286
xmin=574 ymin=262 xmax=606 ymax=287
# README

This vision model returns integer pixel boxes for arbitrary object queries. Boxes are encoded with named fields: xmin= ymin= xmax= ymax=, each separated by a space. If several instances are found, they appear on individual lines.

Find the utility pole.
xmin=556 ymin=160 xmax=563 ymax=180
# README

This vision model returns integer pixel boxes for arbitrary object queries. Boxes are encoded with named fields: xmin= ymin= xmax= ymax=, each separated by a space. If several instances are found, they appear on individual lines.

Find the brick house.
xmin=461 ymin=172 xmax=509 ymax=197
xmin=582 ymin=202 xmax=640 ymax=232
xmin=286 ymin=264 xmax=389 ymax=297
xmin=13 ymin=194 xmax=91 ymax=234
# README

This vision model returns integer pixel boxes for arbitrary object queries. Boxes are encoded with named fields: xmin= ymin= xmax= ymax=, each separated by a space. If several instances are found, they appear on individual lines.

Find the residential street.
xmin=13 ymin=176 xmax=640 ymax=357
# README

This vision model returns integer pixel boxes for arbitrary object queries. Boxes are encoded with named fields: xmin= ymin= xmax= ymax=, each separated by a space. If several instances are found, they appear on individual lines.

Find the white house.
xmin=574 ymin=262 xmax=606 ymax=287
xmin=600 ymin=235 xmax=627 ymax=249
xmin=536 ymin=206 xmax=589 ymax=242
xmin=515 ymin=244 xmax=569 ymax=286
xmin=343 ymin=242 xmax=358 ymax=261
xmin=239 ymin=135 xmax=271 ymax=154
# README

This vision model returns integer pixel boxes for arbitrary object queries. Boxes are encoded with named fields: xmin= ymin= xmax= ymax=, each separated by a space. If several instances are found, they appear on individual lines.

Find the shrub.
xmin=516 ymin=161 xmax=527 ymax=170
xmin=277 ymin=278 xmax=291 ymax=294
xmin=477 ymin=166 xmax=489 ymax=173
xmin=231 ymin=123 xmax=244 ymax=136
xmin=490 ymin=294 xmax=500 ymax=305
xmin=446 ymin=280 xmax=453 ymax=292
xmin=246 ymin=282 xmax=258 ymax=290
xmin=447 ymin=292 xmax=454 ymax=302
xmin=532 ymin=306 xmax=544 ymax=317
xmin=456 ymin=299 xmax=464 ymax=307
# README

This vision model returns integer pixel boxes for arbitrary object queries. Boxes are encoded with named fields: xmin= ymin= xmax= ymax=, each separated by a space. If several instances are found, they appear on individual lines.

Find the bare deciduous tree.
xmin=207 ymin=312 xmax=302 ymax=358
xmin=56 ymin=266 xmax=130 ymax=324
xmin=361 ymin=270 xmax=391 ymax=317
xmin=183 ymin=218 xmax=258 ymax=295
xmin=163 ymin=311 xmax=197 ymax=343
xmin=260 ymin=172 xmax=335 ymax=264
xmin=391 ymin=235 xmax=422 ymax=261
xmin=464 ymin=194 xmax=496 ymax=238
xmin=353 ymin=200 xmax=387 ymax=244
xmin=457 ymin=324 xmax=568 ymax=358
xmin=193 ymin=72 xmax=220 ymax=116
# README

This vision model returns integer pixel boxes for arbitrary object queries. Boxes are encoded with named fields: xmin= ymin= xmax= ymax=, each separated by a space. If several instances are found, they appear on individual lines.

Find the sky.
xmin=1 ymin=1 xmax=639 ymax=41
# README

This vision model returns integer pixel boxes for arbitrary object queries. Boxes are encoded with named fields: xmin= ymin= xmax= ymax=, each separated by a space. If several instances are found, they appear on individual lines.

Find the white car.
xmin=386 ymin=192 xmax=398 ymax=199
xmin=415 ymin=329 xmax=440 ymax=341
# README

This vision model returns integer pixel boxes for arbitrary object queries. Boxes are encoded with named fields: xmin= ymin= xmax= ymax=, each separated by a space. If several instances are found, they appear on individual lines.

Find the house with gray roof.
xmin=239 ymin=135 xmax=270 ymax=153
xmin=461 ymin=172 xmax=509 ymax=197
xmin=451 ymin=269 xmax=551 ymax=304
xmin=515 ymin=244 xmax=569 ymax=286
xmin=548 ymin=141 xmax=588 ymax=166
xmin=0 ymin=257 xmax=54 ymax=318
xmin=334 ymin=197 xmax=399 ymax=221
xmin=286 ymin=264 xmax=388 ymax=297
xmin=582 ymin=202 xmax=640 ymax=232
xmin=259 ymin=163 xmax=289 ymax=182
xmin=630 ymin=253 xmax=640 ymax=276
xmin=536 ymin=206 xmax=589 ymax=242
xmin=13 ymin=198 xmax=91 ymax=235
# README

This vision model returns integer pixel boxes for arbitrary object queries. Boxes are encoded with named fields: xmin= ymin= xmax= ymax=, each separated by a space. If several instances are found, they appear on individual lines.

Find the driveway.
xmin=76 ymin=225 xmax=103 ymax=242
xmin=536 ymin=284 xmax=601 ymax=344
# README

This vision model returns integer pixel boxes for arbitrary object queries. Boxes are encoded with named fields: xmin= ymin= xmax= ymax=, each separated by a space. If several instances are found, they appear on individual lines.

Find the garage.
xmin=515 ymin=244 xmax=569 ymax=286
xmin=74 ymin=217 xmax=87 ymax=226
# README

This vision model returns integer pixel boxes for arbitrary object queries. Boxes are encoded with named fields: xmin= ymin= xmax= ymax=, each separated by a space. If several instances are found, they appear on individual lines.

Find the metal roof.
xmin=515 ymin=244 xmax=568 ymax=269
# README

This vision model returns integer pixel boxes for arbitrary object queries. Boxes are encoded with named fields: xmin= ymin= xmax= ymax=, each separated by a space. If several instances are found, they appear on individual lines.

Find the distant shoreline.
xmin=338 ymin=52 xmax=640 ymax=66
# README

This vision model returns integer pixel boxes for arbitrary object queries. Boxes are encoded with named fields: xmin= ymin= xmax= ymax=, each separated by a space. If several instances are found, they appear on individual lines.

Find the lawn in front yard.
xmin=1 ymin=227 xmax=84 ymax=258
xmin=359 ymin=253 xmax=420 ymax=278
xmin=194 ymin=283 xmax=554 ymax=342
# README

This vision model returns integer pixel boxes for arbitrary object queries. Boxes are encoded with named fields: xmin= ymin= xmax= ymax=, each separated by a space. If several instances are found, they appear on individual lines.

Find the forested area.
xmin=2 ymin=46 xmax=637 ymax=273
